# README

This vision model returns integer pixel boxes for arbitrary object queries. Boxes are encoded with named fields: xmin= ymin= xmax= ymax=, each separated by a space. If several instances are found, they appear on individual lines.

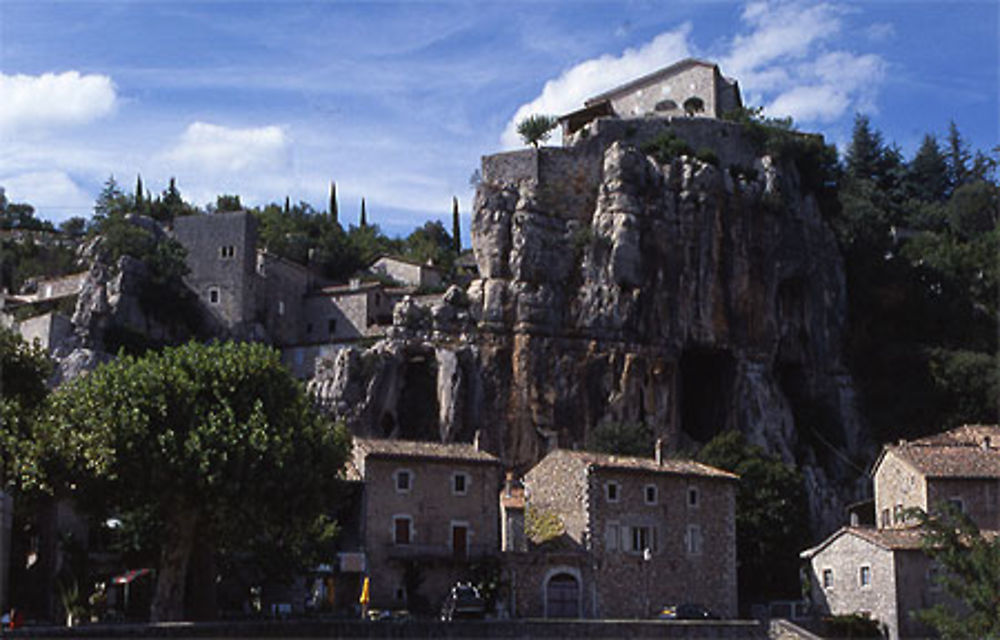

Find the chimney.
xmin=504 ymin=471 xmax=514 ymax=497
xmin=473 ymin=430 xmax=482 ymax=451
xmin=982 ymin=437 xmax=991 ymax=450
xmin=655 ymin=437 xmax=665 ymax=466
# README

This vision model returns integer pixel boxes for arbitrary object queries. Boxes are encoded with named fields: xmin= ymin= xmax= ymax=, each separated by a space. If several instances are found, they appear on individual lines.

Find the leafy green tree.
xmin=912 ymin=505 xmax=1000 ymax=639
xmin=93 ymin=175 xmax=131 ymax=222
xmin=586 ymin=421 xmax=653 ymax=457
xmin=403 ymin=220 xmax=454 ymax=275
xmin=58 ymin=216 xmax=88 ymax=237
xmin=215 ymin=194 xmax=242 ymax=212
xmin=516 ymin=114 xmax=557 ymax=148
xmin=697 ymin=431 xmax=810 ymax=606
xmin=0 ymin=326 xmax=53 ymax=487
xmin=35 ymin=341 xmax=352 ymax=621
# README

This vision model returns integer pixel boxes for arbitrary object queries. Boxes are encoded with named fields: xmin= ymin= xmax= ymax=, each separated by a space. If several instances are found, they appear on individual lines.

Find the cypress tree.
xmin=329 ymin=181 xmax=338 ymax=225
xmin=452 ymin=196 xmax=461 ymax=254
xmin=135 ymin=174 xmax=144 ymax=213
xmin=360 ymin=198 xmax=367 ymax=227
xmin=284 ymin=196 xmax=290 ymax=215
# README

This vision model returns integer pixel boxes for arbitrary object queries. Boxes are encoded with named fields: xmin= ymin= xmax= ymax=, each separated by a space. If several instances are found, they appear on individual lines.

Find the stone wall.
xmin=604 ymin=63 xmax=722 ymax=118
xmin=256 ymin=254 xmax=310 ymax=346
xmin=926 ymin=477 xmax=1000 ymax=529
xmin=360 ymin=456 xmax=501 ymax=611
xmin=873 ymin=453 xmax=925 ymax=528
xmin=173 ymin=212 xmax=258 ymax=335
xmin=371 ymin=258 xmax=441 ymax=289
xmin=806 ymin=532 xmax=898 ymax=638
xmin=35 ymin=272 xmax=87 ymax=301
xmin=17 ymin=312 xmax=72 ymax=352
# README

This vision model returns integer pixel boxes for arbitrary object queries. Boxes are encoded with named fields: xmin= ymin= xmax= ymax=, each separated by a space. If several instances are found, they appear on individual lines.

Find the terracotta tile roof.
xmin=548 ymin=448 xmax=739 ymax=480
xmin=882 ymin=425 xmax=1000 ymax=479
xmin=353 ymin=437 xmax=500 ymax=465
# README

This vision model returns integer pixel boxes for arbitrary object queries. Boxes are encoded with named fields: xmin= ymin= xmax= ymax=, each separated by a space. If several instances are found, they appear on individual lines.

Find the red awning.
xmin=112 ymin=568 xmax=152 ymax=585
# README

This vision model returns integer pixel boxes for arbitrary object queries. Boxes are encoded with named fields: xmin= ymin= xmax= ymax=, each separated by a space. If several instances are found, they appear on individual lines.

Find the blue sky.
xmin=1 ymin=0 xmax=996 ymax=238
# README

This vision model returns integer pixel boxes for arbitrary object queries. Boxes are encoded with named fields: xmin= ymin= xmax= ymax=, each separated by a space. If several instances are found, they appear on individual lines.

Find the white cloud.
xmin=157 ymin=122 xmax=294 ymax=206
xmin=0 ymin=171 xmax=94 ymax=222
xmin=500 ymin=26 xmax=693 ymax=149
xmin=0 ymin=71 xmax=117 ymax=133
xmin=502 ymin=0 xmax=888 ymax=143
xmin=162 ymin=122 xmax=290 ymax=174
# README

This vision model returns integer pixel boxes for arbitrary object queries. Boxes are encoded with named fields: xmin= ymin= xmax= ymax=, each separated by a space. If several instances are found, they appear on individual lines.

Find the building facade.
xmin=507 ymin=446 xmax=738 ymax=619
xmin=370 ymin=256 xmax=442 ymax=290
xmin=351 ymin=438 xmax=501 ymax=613
xmin=802 ymin=424 xmax=1000 ymax=639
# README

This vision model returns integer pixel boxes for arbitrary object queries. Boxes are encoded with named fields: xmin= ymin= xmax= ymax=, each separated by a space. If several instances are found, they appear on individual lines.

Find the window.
xmin=859 ymin=565 xmax=871 ymax=587
xmin=630 ymin=526 xmax=653 ymax=554
xmin=605 ymin=522 xmax=620 ymax=552
xmin=948 ymin=497 xmax=965 ymax=513
xmin=605 ymin=481 xmax=620 ymax=503
xmin=927 ymin=564 xmax=942 ymax=592
xmin=219 ymin=245 xmax=235 ymax=259
xmin=393 ymin=516 xmax=412 ymax=545
xmin=328 ymin=318 xmax=337 ymax=335
xmin=893 ymin=504 xmax=903 ymax=524
xmin=644 ymin=484 xmax=658 ymax=505
xmin=451 ymin=522 xmax=469 ymax=557
xmin=452 ymin=472 xmax=469 ymax=495
xmin=208 ymin=287 xmax=220 ymax=304
xmin=277 ymin=301 xmax=285 ymax=316
xmin=686 ymin=524 xmax=703 ymax=555
xmin=881 ymin=508 xmax=890 ymax=528
xmin=305 ymin=322 xmax=313 ymax=334
xmin=394 ymin=469 xmax=412 ymax=494
xmin=822 ymin=568 xmax=833 ymax=589
xmin=687 ymin=486 xmax=700 ymax=508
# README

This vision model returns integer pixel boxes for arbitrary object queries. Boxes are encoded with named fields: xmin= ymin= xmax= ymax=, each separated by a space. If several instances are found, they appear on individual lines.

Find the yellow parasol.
xmin=359 ymin=576 xmax=370 ymax=605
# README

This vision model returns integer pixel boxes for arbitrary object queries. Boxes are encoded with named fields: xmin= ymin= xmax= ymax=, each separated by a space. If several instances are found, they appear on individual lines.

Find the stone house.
xmin=802 ymin=424 xmax=1000 ymax=639
xmin=504 ymin=445 xmax=738 ymax=619
xmin=350 ymin=437 xmax=501 ymax=612
xmin=302 ymin=281 xmax=395 ymax=343
xmin=370 ymin=255 xmax=442 ymax=290
xmin=873 ymin=424 xmax=1000 ymax=530
xmin=558 ymin=58 xmax=742 ymax=139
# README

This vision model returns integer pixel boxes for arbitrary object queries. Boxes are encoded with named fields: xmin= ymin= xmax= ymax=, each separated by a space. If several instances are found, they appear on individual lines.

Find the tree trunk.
xmin=184 ymin=531 xmax=217 ymax=621
xmin=149 ymin=506 xmax=199 ymax=622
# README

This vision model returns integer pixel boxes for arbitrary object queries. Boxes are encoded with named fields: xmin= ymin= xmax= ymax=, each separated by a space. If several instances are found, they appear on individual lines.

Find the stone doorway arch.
xmin=544 ymin=569 xmax=581 ymax=618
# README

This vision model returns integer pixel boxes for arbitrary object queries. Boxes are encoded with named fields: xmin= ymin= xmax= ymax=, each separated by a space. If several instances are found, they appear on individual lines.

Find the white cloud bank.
xmin=500 ymin=27 xmax=693 ymax=148
xmin=503 ymin=0 xmax=887 ymax=147
xmin=0 ymin=71 xmax=117 ymax=132
xmin=0 ymin=171 xmax=95 ymax=220
xmin=158 ymin=122 xmax=293 ymax=207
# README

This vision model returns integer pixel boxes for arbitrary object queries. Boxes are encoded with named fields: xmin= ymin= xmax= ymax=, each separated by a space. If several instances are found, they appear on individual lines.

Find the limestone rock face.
xmin=311 ymin=119 xmax=870 ymax=534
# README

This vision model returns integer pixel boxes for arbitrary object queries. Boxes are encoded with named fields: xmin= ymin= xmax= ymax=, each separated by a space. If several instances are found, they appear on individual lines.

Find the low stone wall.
xmin=7 ymin=618 xmax=766 ymax=638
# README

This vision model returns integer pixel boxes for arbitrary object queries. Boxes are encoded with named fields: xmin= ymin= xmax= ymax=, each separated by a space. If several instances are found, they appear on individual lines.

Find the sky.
xmin=1 ymin=0 xmax=997 ymax=238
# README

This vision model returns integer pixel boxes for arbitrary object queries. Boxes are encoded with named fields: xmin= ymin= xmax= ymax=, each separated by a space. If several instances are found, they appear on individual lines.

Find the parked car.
xmin=657 ymin=603 xmax=718 ymax=620
xmin=440 ymin=582 xmax=486 ymax=621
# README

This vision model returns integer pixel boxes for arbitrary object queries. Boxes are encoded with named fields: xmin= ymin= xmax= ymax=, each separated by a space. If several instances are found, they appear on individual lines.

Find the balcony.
xmin=385 ymin=543 xmax=494 ymax=561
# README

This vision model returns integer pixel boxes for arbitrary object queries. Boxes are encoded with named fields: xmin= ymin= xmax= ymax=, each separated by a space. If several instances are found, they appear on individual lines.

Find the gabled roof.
xmin=800 ymin=526 xmax=927 ymax=559
xmin=539 ymin=448 xmax=738 ymax=480
xmin=584 ymin=58 xmax=723 ymax=107
xmin=372 ymin=254 xmax=440 ymax=272
xmin=872 ymin=424 xmax=1000 ymax=480
xmin=353 ymin=437 xmax=500 ymax=466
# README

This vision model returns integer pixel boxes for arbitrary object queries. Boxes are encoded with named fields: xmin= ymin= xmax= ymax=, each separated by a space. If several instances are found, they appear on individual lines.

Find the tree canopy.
xmin=696 ymin=431 xmax=810 ymax=607
xmin=32 ymin=341 xmax=352 ymax=621
xmin=517 ymin=114 xmax=558 ymax=148
xmin=913 ymin=505 xmax=1000 ymax=639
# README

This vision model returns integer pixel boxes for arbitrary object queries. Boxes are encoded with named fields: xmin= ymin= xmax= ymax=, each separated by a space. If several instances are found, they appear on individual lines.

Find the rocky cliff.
xmin=316 ymin=117 xmax=870 ymax=533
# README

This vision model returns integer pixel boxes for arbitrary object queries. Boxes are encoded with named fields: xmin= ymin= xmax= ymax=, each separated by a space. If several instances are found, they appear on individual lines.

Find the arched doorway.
xmin=545 ymin=571 xmax=581 ymax=618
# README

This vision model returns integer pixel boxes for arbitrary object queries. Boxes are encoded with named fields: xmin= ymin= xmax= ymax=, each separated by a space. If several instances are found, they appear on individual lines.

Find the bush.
xmin=640 ymin=131 xmax=693 ymax=164
xmin=696 ymin=148 xmax=719 ymax=167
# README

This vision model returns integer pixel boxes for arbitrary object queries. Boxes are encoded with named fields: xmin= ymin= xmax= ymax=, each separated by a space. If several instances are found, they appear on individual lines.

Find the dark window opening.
xmin=328 ymin=318 xmax=337 ymax=336
xmin=396 ymin=357 xmax=439 ymax=440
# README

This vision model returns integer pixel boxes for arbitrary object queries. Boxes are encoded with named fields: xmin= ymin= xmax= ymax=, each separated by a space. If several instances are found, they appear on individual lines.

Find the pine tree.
xmin=945 ymin=120 xmax=972 ymax=190
xmin=329 ymin=181 xmax=338 ymax=225
xmin=360 ymin=198 xmax=367 ymax=227
xmin=452 ymin=196 xmax=461 ymax=254
xmin=907 ymin=135 xmax=950 ymax=202
xmin=845 ymin=114 xmax=884 ymax=182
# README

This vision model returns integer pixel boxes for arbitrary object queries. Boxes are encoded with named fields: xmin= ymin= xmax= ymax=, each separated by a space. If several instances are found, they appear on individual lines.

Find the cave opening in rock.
xmin=397 ymin=357 xmax=440 ymax=441
xmin=679 ymin=347 xmax=735 ymax=443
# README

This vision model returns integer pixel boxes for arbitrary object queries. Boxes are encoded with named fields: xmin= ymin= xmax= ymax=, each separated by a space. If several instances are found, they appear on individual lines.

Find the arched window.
xmin=683 ymin=96 xmax=705 ymax=116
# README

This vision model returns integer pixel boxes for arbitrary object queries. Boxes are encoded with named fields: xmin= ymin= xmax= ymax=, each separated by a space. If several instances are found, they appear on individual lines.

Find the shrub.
xmin=640 ymin=131 xmax=693 ymax=164
xmin=696 ymin=148 xmax=719 ymax=167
